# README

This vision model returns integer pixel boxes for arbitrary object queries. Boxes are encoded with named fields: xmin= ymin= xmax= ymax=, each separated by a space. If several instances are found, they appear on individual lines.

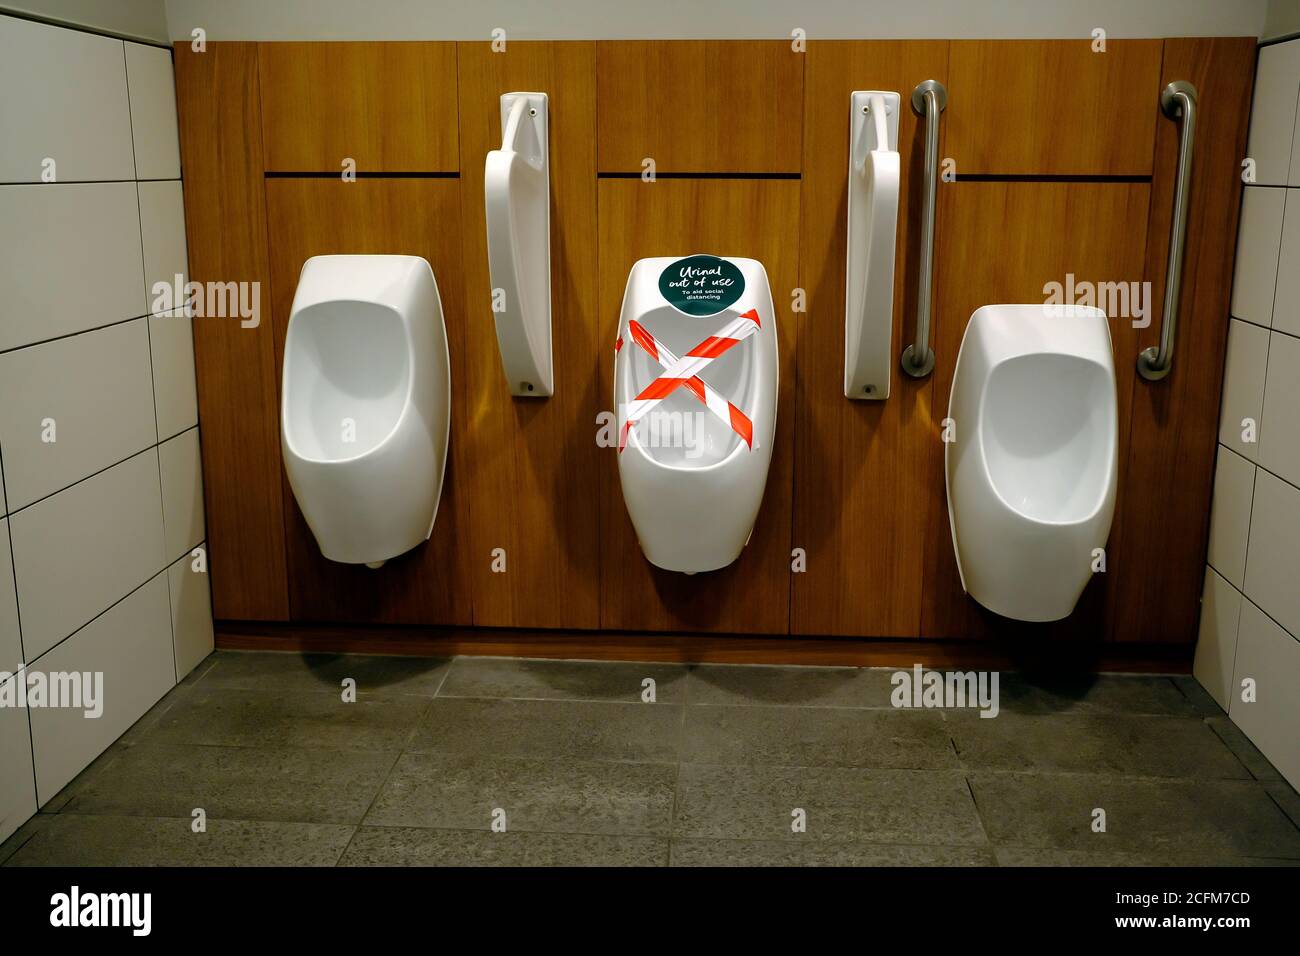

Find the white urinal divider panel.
xmin=845 ymin=90 xmax=901 ymax=400
xmin=485 ymin=91 xmax=553 ymax=397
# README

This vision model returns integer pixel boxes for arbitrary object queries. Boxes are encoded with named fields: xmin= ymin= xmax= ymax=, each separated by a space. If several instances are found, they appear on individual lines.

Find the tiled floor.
xmin=2 ymin=651 xmax=1298 ymax=866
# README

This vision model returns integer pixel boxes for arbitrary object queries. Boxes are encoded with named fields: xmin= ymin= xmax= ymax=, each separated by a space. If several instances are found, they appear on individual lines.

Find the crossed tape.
xmin=617 ymin=308 xmax=761 ymax=452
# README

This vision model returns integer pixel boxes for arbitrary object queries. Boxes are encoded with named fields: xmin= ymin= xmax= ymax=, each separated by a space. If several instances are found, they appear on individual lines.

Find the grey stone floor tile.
xmin=0 ymin=815 xmax=50 ymax=866
xmin=407 ymin=697 xmax=681 ymax=762
xmin=39 ymin=740 xmax=134 ymax=813
xmin=3 ymin=813 xmax=354 ymax=866
xmin=438 ymin=656 xmax=688 ymax=703
xmin=684 ymin=664 xmax=896 ymax=708
xmin=682 ymin=705 xmax=957 ymax=770
xmin=1171 ymin=675 xmax=1226 ymax=716
xmin=364 ymin=753 xmax=676 ymax=836
xmin=148 ymin=686 xmax=432 ymax=752
xmin=197 ymin=650 xmax=451 ymax=699
xmin=1206 ymin=716 xmax=1282 ymax=780
xmin=58 ymin=743 xmax=399 ymax=825
xmin=994 ymin=846 xmax=1300 ymax=866
xmin=969 ymin=772 xmax=1300 ymax=858
xmin=949 ymin=712 xmax=1250 ymax=778
xmin=116 ymin=681 xmax=196 ymax=748
xmin=670 ymin=839 xmax=993 ymax=867
xmin=177 ymin=651 xmax=220 ymax=687
xmin=997 ymin=673 xmax=1202 ymax=717
xmin=1265 ymin=780 xmax=1300 ymax=829
xmin=340 ymin=827 xmax=669 ymax=866
xmin=673 ymin=764 xmax=986 ymax=845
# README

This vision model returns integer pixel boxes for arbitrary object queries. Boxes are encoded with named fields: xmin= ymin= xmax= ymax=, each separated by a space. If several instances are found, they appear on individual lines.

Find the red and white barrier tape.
xmin=618 ymin=308 xmax=761 ymax=451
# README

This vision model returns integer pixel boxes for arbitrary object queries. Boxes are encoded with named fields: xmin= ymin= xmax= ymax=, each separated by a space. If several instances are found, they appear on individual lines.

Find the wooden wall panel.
xmin=598 ymin=178 xmax=800 ymax=632
xmin=946 ymin=40 xmax=1163 ymax=175
xmin=1108 ymin=37 xmax=1257 ymax=643
xmin=174 ymin=42 xmax=290 ymax=621
xmin=793 ymin=40 xmax=950 ymax=637
xmin=258 ymin=42 xmax=459 ymax=172
xmin=921 ymin=181 xmax=1152 ymax=639
xmin=177 ymin=37 xmax=1254 ymax=650
xmin=596 ymin=41 xmax=804 ymax=173
xmin=455 ymin=42 xmax=601 ymax=628
xmin=264 ymin=178 xmax=472 ymax=624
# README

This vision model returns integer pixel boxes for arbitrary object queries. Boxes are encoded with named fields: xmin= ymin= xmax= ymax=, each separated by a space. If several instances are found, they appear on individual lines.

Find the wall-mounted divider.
xmin=844 ymin=90 xmax=900 ymax=399
xmin=485 ymin=91 xmax=553 ymax=396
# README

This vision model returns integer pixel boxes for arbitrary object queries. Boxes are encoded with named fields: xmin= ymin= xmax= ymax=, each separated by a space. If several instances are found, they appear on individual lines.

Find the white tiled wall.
xmin=0 ymin=15 xmax=213 ymax=845
xmin=1195 ymin=35 xmax=1300 ymax=790
xmin=0 ymin=676 xmax=36 ymax=846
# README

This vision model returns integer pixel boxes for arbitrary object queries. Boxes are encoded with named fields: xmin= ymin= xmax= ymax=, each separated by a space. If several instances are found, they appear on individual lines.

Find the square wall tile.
xmin=1244 ymin=468 xmax=1300 ymax=638
xmin=8 ymin=448 xmax=165 ymax=662
xmin=149 ymin=309 xmax=198 ymax=440
xmin=1218 ymin=319 xmax=1270 ymax=461
xmin=1230 ymin=599 xmax=1300 ymax=788
xmin=168 ymin=546 xmax=213 ymax=680
xmin=1231 ymin=187 xmax=1285 ymax=326
xmin=125 ymin=42 xmax=181 ymax=181
xmin=0 ymin=18 xmax=134 ymax=182
xmin=1260 ymin=330 xmax=1300 ymax=487
xmin=1206 ymin=444 xmax=1256 ymax=589
xmin=159 ymin=428 xmax=205 ymax=563
xmin=138 ymin=180 xmax=188 ymax=313
xmin=0 ymin=319 xmax=156 ymax=510
xmin=1248 ymin=40 xmax=1300 ymax=187
xmin=1194 ymin=567 xmax=1243 ymax=714
xmin=0 ymin=183 xmax=145 ymax=351
xmin=1272 ymin=190 xmax=1300 ymax=336
xmin=0 ymin=673 xmax=37 ymax=845
xmin=0 ymin=519 xmax=20 ymax=676
xmin=27 ymin=573 xmax=175 ymax=805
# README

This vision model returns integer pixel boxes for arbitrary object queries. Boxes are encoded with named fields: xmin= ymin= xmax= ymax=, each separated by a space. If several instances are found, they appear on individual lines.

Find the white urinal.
xmin=281 ymin=255 xmax=451 ymax=568
xmin=614 ymin=254 xmax=778 ymax=573
xmin=946 ymin=304 xmax=1117 ymax=621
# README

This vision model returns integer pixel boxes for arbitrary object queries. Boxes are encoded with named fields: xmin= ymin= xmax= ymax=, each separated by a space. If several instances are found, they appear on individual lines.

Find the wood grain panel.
xmin=596 ymin=41 xmax=804 ymax=173
xmin=258 ymin=42 xmax=459 ymax=172
xmin=1108 ymin=37 xmax=1256 ymax=643
xmin=455 ymin=42 xmax=601 ymax=628
xmin=598 ymin=179 xmax=799 ymax=632
xmin=264 ymin=178 xmax=472 ymax=624
xmin=792 ymin=41 xmax=949 ymax=638
xmin=921 ymin=181 xmax=1152 ymax=639
xmin=946 ymin=40 xmax=1162 ymax=175
xmin=173 ymin=42 xmax=289 ymax=621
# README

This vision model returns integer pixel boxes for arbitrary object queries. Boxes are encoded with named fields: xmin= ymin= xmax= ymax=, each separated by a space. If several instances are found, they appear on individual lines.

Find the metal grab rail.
xmin=901 ymin=79 xmax=946 ymax=378
xmin=1139 ymin=80 xmax=1198 ymax=382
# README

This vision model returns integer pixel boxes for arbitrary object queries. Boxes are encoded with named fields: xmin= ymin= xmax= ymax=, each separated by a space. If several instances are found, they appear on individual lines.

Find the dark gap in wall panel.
xmin=597 ymin=171 xmax=801 ymax=180
xmin=263 ymin=171 xmax=460 ymax=179
xmin=954 ymin=173 xmax=1151 ymax=183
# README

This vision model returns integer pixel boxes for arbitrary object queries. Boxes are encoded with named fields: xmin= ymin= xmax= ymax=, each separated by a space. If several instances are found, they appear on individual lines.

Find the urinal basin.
xmin=946 ymin=304 xmax=1117 ymax=622
xmin=281 ymin=255 xmax=450 ymax=567
xmin=615 ymin=255 xmax=778 ymax=573
xmin=282 ymin=300 xmax=410 ymax=464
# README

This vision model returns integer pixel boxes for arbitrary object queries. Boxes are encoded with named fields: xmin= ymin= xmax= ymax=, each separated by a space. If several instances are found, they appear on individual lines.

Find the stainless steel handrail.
xmin=1139 ymin=80 xmax=1198 ymax=382
xmin=901 ymin=79 xmax=946 ymax=378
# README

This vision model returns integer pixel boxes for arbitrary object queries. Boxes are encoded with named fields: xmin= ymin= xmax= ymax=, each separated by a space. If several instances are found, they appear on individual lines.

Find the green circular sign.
xmin=658 ymin=255 xmax=745 ymax=316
